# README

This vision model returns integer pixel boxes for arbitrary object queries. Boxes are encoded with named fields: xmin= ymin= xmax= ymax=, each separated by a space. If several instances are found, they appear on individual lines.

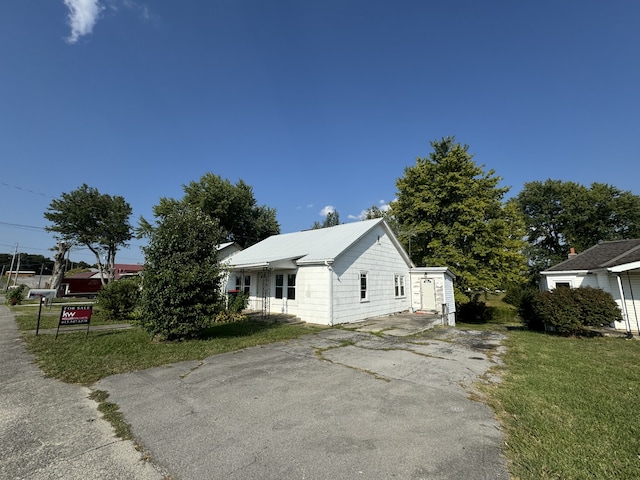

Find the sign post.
xmin=56 ymin=305 xmax=93 ymax=339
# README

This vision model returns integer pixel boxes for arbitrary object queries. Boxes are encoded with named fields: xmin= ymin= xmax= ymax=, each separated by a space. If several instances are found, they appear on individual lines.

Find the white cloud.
xmin=319 ymin=205 xmax=335 ymax=217
xmin=64 ymin=0 xmax=104 ymax=44
xmin=348 ymin=214 xmax=360 ymax=220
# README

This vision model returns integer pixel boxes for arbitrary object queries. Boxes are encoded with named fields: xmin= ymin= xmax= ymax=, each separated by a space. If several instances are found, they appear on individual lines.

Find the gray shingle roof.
xmin=229 ymin=218 xmax=407 ymax=268
xmin=544 ymin=239 xmax=640 ymax=271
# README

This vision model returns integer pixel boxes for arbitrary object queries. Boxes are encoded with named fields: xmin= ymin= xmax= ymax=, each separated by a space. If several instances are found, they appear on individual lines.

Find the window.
xmin=394 ymin=274 xmax=405 ymax=297
xmin=554 ymin=282 xmax=571 ymax=289
xmin=275 ymin=273 xmax=296 ymax=300
xmin=360 ymin=272 xmax=368 ymax=301
xmin=287 ymin=274 xmax=296 ymax=300
xmin=235 ymin=275 xmax=251 ymax=295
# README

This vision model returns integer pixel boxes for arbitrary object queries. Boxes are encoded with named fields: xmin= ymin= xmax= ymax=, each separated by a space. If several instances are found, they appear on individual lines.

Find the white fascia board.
xmin=296 ymin=257 xmax=335 ymax=266
xmin=228 ymin=262 xmax=269 ymax=270
xmin=607 ymin=261 xmax=640 ymax=273
xmin=540 ymin=269 xmax=591 ymax=276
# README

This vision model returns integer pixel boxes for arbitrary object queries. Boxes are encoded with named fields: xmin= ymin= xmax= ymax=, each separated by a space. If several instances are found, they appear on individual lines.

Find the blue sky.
xmin=1 ymin=1 xmax=639 ymax=265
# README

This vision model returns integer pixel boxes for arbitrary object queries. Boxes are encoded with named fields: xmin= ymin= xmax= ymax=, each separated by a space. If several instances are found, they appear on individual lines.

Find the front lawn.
xmin=484 ymin=328 xmax=640 ymax=479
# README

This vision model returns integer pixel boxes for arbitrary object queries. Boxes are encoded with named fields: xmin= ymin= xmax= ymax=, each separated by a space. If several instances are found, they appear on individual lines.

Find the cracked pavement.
xmin=97 ymin=326 xmax=509 ymax=479
xmin=0 ymin=302 xmax=166 ymax=480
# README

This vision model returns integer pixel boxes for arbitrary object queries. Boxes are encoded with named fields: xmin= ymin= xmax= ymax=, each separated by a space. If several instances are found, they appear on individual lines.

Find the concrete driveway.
xmin=97 ymin=323 xmax=508 ymax=479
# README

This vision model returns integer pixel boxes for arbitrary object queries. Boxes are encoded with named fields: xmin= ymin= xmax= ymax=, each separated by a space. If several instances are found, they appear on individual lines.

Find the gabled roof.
xmin=543 ymin=239 xmax=640 ymax=272
xmin=229 ymin=218 xmax=412 ymax=269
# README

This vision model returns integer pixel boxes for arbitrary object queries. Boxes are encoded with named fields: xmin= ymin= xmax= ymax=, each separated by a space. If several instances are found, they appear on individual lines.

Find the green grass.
xmin=483 ymin=330 xmax=640 ymax=479
xmin=22 ymin=320 xmax=320 ymax=385
xmin=12 ymin=302 xmax=118 ymax=331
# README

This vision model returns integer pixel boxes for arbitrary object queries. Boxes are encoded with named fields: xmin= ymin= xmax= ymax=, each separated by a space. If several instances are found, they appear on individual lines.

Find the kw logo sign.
xmin=56 ymin=305 xmax=93 ymax=339
xmin=59 ymin=306 xmax=93 ymax=325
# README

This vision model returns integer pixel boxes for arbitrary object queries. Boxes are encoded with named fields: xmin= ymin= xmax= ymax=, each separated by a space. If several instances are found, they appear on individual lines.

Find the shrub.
xmin=523 ymin=287 xmax=622 ymax=335
xmin=503 ymin=283 xmax=538 ymax=308
xmin=96 ymin=277 xmax=141 ymax=322
xmin=457 ymin=294 xmax=490 ymax=323
xmin=458 ymin=294 xmax=519 ymax=324
xmin=6 ymin=285 xmax=26 ymax=305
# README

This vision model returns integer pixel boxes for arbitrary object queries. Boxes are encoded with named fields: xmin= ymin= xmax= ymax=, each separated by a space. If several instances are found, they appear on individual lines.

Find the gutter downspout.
xmin=325 ymin=261 xmax=334 ymax=326
xmin=615 ymin=273 xmax=633 ymax=336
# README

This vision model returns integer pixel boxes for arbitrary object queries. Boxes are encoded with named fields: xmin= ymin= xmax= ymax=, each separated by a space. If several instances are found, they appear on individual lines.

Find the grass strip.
xmin=22 ymin=320 xmax=320 ymax=385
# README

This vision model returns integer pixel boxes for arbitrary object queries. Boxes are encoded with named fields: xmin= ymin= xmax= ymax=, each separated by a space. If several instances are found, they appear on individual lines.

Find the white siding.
xmin=617 ymin=273 xmax=640 ymax=334
xmin=330 ymin=224 xmax=411 ymax=325
xmin=293 ymin=265 xmax=331 ymax=324
xmin=408 ymin=269 xmax=456 ymax=326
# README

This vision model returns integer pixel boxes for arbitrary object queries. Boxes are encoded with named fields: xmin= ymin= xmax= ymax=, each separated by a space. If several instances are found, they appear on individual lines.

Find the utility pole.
xmin=13 ymin=253 xmax=21 ymax=288
xmin=4 ymin=243 xmax=17 ymax=292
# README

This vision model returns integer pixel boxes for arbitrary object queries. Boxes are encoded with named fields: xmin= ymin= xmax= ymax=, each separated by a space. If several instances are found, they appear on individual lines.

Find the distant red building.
xmin=61 ymin=264 xmax=143 ymax=296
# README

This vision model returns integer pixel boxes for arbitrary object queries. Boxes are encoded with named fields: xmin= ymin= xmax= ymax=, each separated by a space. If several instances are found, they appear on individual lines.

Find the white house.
xmin=226 ymin=218 xmax=456 ymax=326
xmin=540 ymin=239 xmax=640 ymax=334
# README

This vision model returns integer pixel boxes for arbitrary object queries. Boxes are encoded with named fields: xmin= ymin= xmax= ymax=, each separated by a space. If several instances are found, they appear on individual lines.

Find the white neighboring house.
xmin=226 ymin=218 xmax=456 ymax=326
xmin=217 ymin=242 xmax=242 ymax=263
xmin=540 ymin=239 xmax=640 ymax=334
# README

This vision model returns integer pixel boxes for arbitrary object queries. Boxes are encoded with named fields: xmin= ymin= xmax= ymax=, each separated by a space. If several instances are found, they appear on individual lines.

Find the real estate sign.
xmin=55 ymin=305 xmax=93 ymax=339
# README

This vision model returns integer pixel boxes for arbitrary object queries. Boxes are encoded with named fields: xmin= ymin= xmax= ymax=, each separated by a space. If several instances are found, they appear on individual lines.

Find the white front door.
xmin=421 ymin=278 xmax=436 ymax=312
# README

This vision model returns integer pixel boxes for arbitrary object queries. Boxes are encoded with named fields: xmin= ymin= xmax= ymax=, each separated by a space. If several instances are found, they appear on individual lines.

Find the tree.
xmin=140 ymin=206 xmax=225 ymax=340
xmin=392 ymin=136 xmax=527 ymax=300
xmin=44 ymin=184 xmax=133 ymax=285
xmin=361 ymin=205 xmax=400 ymax=235
xmin=149 ymin=173 xmax=279 ymax=248
xmin=312 ymin=210 xmax=340 ymax=229
xmin=514 ymin=179 xmax=640 ymax=274
xmin=50 ymin=242 xmax=70 ymax=293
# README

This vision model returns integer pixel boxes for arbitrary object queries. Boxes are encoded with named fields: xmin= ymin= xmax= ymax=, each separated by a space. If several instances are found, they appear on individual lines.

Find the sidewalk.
xmin=0 ymin=299 xmax=166 ymax=480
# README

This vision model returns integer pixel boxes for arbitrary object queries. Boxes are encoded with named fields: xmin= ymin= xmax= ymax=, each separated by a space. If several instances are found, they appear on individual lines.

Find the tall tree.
xmin=141 ymin=205 xmax=224 ymax=340
xmin=150 ymin=173 xmax=279 ymax=248
xmin=393 ymin=137 xmax=527 ymax=300
xmin=515 ymin=179 xmax=640 ymax=273
xmin=312 ymin=210 xmax=340 ymax=229
xmin=44 ymin=184 xmax=133 ymax=285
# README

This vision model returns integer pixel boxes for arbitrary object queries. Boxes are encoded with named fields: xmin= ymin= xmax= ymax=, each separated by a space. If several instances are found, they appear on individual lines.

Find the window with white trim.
xmin=394 ymin=274 xmax=405 ymax=297
xmin=275 ymin=273 xmax=296 ymax=300
xmin=360 ymin=272 xmax=368 ymax=301
xmin=235 ymin=275 xmax=251 ymax=295
xmin=287 ymin=274 xmax=296 ymax=300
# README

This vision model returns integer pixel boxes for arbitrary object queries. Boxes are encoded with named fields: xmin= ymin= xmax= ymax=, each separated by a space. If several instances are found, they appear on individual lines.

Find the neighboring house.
xmin=226 ymin=218 xmax=456 ymax=326
xmin=61 ymin=264 xmax=144 ymax=296
xmin=217 ymin=242 xmax=242 ymax=262
xmin=540 ymin=239 xmax=640 ymax=334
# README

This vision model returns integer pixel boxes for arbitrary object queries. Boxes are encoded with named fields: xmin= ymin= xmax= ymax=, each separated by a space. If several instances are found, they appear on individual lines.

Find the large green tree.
xmin=393 ymin=137 xmax=527 ymax=300
xmin=514 ymin=179 xmax=640 ymax=273
xmin=141 ymin=206 xmax=225 ymax=340
xmin=44 ymin=184 xmax=133 ymax=285
xmin=148 ymin=173 xmax=279 ymax=248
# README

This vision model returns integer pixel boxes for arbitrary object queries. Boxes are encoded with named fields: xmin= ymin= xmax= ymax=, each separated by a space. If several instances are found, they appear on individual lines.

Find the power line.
xmin=0 ymin=182 xmax=55 ymax=198
xmin=0 ymin=220 xmax=47 ymax=231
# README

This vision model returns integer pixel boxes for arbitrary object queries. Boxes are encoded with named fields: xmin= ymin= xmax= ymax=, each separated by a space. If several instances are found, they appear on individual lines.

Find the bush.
xmin=503 ymin=283 xmax=538 ymax=308
xmin=6 ymin=285 xmax=26 ymax=305
xmin=457 ymin=294 xmax=519 ymax=324
xmin=523 ymin=287 xmax=622 ymax=335
xmin=140 ymin=206 xmax=225 ymax=340
xmin=457 ymin=294 xmax=490 ymax=323
xmin=96 ymin=277 xmax=141 ymax=322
